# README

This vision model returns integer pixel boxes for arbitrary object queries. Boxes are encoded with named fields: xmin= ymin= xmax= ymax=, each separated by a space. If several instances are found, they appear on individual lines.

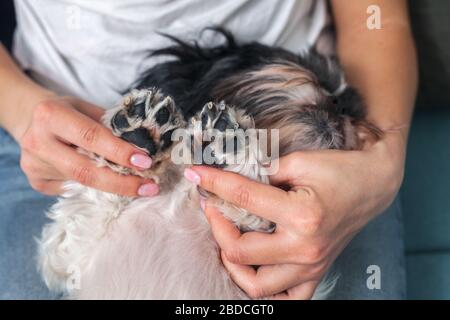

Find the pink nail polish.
xmin=138 ymin=183 xmax=159 ymax=197
xmin=131 ymin=153 xmax=152 ymax=169
xmin=184 ymin=168 xmax=201 ymax=185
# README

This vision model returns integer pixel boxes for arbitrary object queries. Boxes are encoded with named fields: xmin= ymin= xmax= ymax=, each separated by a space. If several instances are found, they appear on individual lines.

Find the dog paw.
xmin=189 ymin=101 xmax=254 ymax=168
xmin=107 ymin=88 xmax=185 ymax=160
xmin=189 ymin=102 xmax=275 ymax=233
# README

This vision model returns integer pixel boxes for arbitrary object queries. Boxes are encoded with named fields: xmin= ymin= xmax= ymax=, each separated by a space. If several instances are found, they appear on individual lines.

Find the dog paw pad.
xmin=108 ymin=88 xmax=185 ymax=157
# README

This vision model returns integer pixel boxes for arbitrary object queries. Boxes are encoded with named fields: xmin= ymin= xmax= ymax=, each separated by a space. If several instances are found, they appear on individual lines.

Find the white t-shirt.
xmin=13 ymin=0 xmax=327 ymax=108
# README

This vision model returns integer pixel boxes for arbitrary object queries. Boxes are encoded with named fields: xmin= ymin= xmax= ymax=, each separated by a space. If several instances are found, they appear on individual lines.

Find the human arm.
xmin=184 ymin=0 xmax=418 ymax=299
xmin=0 ymin=44 xmax=158 ymax=196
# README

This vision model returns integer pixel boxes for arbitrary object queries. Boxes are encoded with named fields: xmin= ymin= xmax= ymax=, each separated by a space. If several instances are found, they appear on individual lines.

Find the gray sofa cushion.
xmin=409 ymin=0 xmax=450 ymax=107
xmin=402 ymin=107 xmax=450 ymax=299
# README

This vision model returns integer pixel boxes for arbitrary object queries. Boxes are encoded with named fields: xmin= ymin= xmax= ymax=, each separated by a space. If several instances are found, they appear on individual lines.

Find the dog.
xmin=38 ymin=28 xmax=379 ymax=299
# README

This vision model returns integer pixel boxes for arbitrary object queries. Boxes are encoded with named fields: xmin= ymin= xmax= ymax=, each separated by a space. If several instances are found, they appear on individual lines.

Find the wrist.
xmin=9 ymin=86 xmax=56 ymax=142
xmin=370 ymin=128 xmax=408 ymax=203
xmin=378 ymin=126 xmax=408 ymax=164
xmin=364 ymin=119 xmax=409 ymax=161
xmin=349 ymin=130 xmax=408 ymax=227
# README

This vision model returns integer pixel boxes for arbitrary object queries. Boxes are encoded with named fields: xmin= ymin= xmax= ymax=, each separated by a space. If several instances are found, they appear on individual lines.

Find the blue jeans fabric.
xmin=0 ymin=128 xmax=57 ymax=299
xmin=0 ymin=127 xmax=406 ymax=299
xmin=328 ymin=198 xmax=406 ymax=299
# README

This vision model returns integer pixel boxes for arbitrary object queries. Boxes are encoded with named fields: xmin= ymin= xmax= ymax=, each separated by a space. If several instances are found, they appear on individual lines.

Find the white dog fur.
xmin=37 ymin=89 xmax=337 ymax=299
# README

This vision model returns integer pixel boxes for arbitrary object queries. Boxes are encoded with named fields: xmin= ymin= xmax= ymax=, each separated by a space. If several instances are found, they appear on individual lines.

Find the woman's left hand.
xmin=183 ymin=132 xmax=406 ymax=299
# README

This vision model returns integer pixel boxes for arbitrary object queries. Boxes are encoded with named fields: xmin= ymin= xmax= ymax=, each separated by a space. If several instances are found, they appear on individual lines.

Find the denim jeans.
xmin=0 ymin=127 xmax=406 ymax=299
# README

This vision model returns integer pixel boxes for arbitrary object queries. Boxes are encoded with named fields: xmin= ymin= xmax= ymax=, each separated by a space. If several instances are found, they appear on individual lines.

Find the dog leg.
xmin=188 ymin=101 xmax=276 ymax=233
xmin=38 ymin=88 xmax=187 ymax=296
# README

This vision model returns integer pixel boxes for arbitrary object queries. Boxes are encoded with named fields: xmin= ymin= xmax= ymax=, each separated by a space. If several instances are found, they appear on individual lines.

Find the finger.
xmin=29 ymin=179 xmax=64 ymax=196
xmin=21 ymin=150 xmax=65 ymax=180
xmin=186 ymin=166 xmax=293 ymax=224
xmin=269 ymin=150 xmax=349 ymax=187
xmin=41 ymin=139 xmax=157 ymax=197
xmin=271 ymin=280 xmax=319 ymax=300
xmin=47 ymin=103 xmax=152 ymax=169
xmin=205 ymin=203 xmax=295 ymax=265
xmin=268 ymin=152 xmax=307 ymax=186
xmin=221 ymin=252 xmax=320 ymax=299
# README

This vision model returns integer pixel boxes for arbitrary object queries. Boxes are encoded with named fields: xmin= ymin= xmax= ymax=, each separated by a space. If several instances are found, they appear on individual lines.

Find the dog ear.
xmin=339 ymin=115 xmax=382 ymax=150
xmin=333 ymin=87 xmax=383 ymax=149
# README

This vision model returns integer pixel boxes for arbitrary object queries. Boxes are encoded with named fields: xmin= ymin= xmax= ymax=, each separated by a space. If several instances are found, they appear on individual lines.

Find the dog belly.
xmin=72 ymin=201 xmax=247 ymax=299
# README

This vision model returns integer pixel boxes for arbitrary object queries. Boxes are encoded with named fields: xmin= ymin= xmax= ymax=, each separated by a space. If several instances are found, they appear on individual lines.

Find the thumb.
xmin=268 ymin=150 xmax=336 ymax=187
xmin=268 ymin=152 xmax=306 ymax=186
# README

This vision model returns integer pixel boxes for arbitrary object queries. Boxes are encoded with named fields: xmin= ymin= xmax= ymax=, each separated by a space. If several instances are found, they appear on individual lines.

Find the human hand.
xmin=183 ymin=133 xmax=406 ymax=299
xmin=17 ymin=95 xmax=158 ymax=196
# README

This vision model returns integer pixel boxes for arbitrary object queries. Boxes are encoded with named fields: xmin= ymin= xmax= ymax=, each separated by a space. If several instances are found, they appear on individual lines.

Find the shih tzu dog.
xmin=38 ymin=28 xmax=379 ymax=299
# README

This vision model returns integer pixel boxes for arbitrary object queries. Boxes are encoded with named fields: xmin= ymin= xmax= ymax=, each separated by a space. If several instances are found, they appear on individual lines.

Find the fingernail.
xmin=130 ymin=153 xmax=152 ymax=169
xmin=200 ymin=197 xmax=206 ymax=211
xmin=184 ymin=168 xmax=201 ymax=185
xmin=138 ymin=183 xmax=159 ymax=197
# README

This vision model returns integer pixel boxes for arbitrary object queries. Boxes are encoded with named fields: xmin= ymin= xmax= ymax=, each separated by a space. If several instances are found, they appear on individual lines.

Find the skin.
xmin=0 ymin=45 xmax=158 ymax=197
xmin=184 ymin=0 xmax=418 ymax=299
xmin=0 ymin=0 xmax=416 ymax=299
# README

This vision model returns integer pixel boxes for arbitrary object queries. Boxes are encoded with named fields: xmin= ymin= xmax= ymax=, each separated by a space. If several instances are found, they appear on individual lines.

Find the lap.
xmin=0 ymin=128 xmax=57 ymax=299
xmin=0 ymin=128 xmax=406 ymax=300
xmin=328 ymin=197 xmax=407 ymax=299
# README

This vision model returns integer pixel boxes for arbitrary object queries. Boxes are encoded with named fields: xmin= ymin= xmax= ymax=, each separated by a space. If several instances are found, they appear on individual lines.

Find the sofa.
xmin=1 ymin=0 xmax=449 ymax=299
xmin=403 ymin=0 xmax=450 ymax=299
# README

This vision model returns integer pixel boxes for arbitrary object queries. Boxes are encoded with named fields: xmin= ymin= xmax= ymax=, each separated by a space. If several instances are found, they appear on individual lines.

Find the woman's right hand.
xmin=17 ymin=95 xmax=159 ymax=197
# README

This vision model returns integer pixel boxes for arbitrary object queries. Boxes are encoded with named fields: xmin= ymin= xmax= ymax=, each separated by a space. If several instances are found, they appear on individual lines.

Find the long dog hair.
xmin=38 ymin=28 xmax=379 ymax=299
